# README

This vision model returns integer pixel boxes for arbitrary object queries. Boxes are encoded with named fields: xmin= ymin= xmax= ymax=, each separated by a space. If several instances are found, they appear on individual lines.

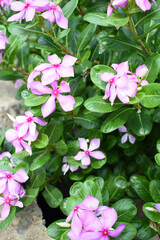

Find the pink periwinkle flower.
xmin=8 ymin=0 xmax=49 ymax=22
xmin=74 ymin=138 xmax=105 ymax=166
xmin=118 ymin=125 xmax=136 ymax=144
xmin=107 ymin=0 xmax=128 ymax=17
xmin=100 ymin=61 xmax=138 ymax=105
xmin=15 ymin=110 xmax=47 ymax=138
xmin=62 ymin=156 xmax=79 ymax=175
xmin=0 ymin=169 xmax=29 ymax=196
xmin=5 ymin=127 xmax=38 ymax=155
xmin=30 ymin=80 xmax=75 ymax=118
xmin=135 ymin=0 xmax=157 ymax=11
xmin=80 ymin=207 xmax=126 ymax=240
xmin=42 ymin=2 xmax=68 ymax=29
xmin=0 ymin=193 xmax=23 ymax=221
xmin=0 ymin=30 xmax=9 ymax=49
xmin=31 ymin=54 xmax=77 ymax=86
xmin=155 ymin=203 xmax=160 ymax=212
xmin=0 ymin=151 xmax=15 ymax=167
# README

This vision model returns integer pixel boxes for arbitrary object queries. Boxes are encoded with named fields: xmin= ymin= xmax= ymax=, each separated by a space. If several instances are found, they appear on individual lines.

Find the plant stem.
xmin=2 ymin=58 xmax=29 ymax=76
xmin=128 ymin=16 xmax=151 ymax=56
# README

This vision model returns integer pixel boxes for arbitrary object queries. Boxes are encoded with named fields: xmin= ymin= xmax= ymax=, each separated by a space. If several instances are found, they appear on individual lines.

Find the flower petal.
xmin=57 ymin=94 xmax=75 ymax=112
xmin=13 ymin=169 xmax=29 ymax=183
xmin=25 ymin=7 xmax=36 ymax=21
xmin=48 ymin=54 xmax=61 ymax=64
xmin=61 ymin=55 xmax=77 ymax=68
xmin=102 ymin=207 xmax=118 ymax=229
xmin=89 ymin=151 xmax=105 ymax=159
xmin=11 ymin=1 xmax=25 ymax=11
xmin=33 ymin=117 xmax=47 ymax=126
xmin=30 ymin=81 xmax=52 ymax=95
xmin=74 ymin=151 xmax=85 ymax=160
xmin=79 ymin=196 xmax=99 ymax=210
xmin=41 ymin=95 xmax=56 ymax=118
xmin=121 ymin=133 xmax=128 ymax=144
xmin=89 ymin=138 xmax=100 ymax=151
xmin=59 ymin=81 xmax=70 ymax=93
xmin=1 ymin=204 xmax=10 ymax=221
xmin=81 ymin=155 xmax=91 ymax=166
xmin=54 ymin=9 xmax=68 ymax=29
xmin=78 ymin=138 xmax=88 ymax=151
xmin=100 ymin=72 xmax=114 ymax=82
xmin=118 ymin=125 xmax=127 ymax=133
xmin=109 ymin=223 xmax=126 ymax=237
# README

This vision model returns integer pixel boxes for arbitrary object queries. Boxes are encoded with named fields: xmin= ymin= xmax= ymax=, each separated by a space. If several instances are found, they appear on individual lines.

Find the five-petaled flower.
xmin=74 ymin=138 xmax=105 ymax=166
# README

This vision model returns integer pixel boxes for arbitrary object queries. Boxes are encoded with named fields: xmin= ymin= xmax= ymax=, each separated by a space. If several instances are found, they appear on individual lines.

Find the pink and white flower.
xmin=100 ymin=61 xmax=138 ymax=105
xmin=8 ymin=0 xmax=49 ymax=22
xmin=31 ymin=54 xmax=77 ymax=86
xmin=42 ymin=2 xmax=68 ymax=29
xmin=74 ymin=138 xmax=105 ymax=166
xmin=118 ymin=125 xmax=136 ymax=144
xmin=30 ymin=80 xmax=75 ymax=118
xmin=62 ymin=156 xmax=79 ymax=175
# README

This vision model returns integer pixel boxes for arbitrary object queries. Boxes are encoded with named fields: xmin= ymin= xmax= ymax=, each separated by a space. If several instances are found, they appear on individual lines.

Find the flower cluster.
xmin=5 ymin=111 xmax=47 ymax=155
xmin=28 ymin=54 xmax=77 ymax=118
xmin=8 ymin=0 xmax=68 ymax=29
xmin=118 ymin=125 xmax=136 ymax=144
xmin=107 ymin=0 xmax=157 ymax=16
xmin=0 ymin=169 xmax=29 ymax=221
xmin=66 ymin=196 xmax=126 ymax=240
xmin=100 ymin=61 xmax=148 ymax=105
xmin=74 ymin=138 xmax=105 ymax=166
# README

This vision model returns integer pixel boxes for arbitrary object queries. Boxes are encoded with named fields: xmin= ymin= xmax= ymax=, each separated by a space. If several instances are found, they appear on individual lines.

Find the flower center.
xmin=6 ymin=174 xmax=12 ymax=179
xmin=110 ymin=78 xmax=114 ymax=84
xmin=85 ymin=150 xmax=90 ymax=155
xmin=53 ymin=64 xmax=59 ymax=68
xmin=19 ymin=136 xmax=23 ymax=140
xmin=74 ymin=206 xmax=79 ymax=212
xmin=25 ymin=3 xmax=30 ymax=8
xmin=5 ymin=197 xmax=11 ymax=204
xmin=102 ymin=229 xmax=108 ymax=236
xmin=50 ymin=6 xmax=56 ymax=11
xmin=52 ymin=89 xmax=59 ymax=96
xmin=27 ymin=117 xmax=32 ymax=122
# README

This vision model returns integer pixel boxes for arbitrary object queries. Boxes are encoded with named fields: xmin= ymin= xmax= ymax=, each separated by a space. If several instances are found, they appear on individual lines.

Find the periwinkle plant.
xmin=0 ymin=0 xmax=160 ymax=239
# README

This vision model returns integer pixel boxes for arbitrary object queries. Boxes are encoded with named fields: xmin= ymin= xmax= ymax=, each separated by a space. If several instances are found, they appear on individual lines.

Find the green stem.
xmin=2 ymin=58 xmax=29 ymax=77
xmin=55 ymin=0 xmax=63 ymax=6
xmin=128 ymin=16 xmax=151 ymax=56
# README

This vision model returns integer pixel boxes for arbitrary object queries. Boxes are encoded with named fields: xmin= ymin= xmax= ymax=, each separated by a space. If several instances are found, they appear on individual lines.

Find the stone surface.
xmin=0 ymin=202 xmax=51 ymax=240
xmin=0 ymin=81 xmax=51 ymax=240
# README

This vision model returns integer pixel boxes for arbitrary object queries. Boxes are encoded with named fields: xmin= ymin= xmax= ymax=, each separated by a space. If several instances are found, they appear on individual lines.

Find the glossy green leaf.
xmin=63 ymin=0 xmax=78 ymax=18
xmin=22 ymin=188 xmax=39 ymax=207
xmin=33 ymin=133 xmax=49 ymax=149
xmin=143 ymin=202 xmax=160 ymax=223
xmin=130 ymin=175 xmax=153 ymax=202
xmin=0 ymin=207 xmax=16 ymax=230
xmin=66 ymin=196 xmax=83 ymax=215
xmin=137 ymin=218 xmax=157 ymax=240
xmin=30 ymin=150 xmax=51 ymax=171
xmin=114 ymin=222 xmax=137 ymax=240
xmin=55 ymin=140 xmax=68 ymax=156
xmin=140 ymin=83 xmax=160 ymax=108
xmin=24 ymin=94 xmax=50 ymax=107
xmin=82 ymin=180 xmax=103 ymax=204
xmin=42 ymin=184 xmax=63 ymax=208
xmin=101 ymin=108 xmax=134 ymax=133
xmin=149 ymin=179 xmax=160 ymax=202
xmin=44 ymin=119 xmax=64 ymax=145
xmin=47 ymin=219 xmax=69 ymax=240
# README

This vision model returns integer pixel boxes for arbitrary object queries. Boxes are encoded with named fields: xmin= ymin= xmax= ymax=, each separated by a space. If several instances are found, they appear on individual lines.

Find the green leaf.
xmin=149 ymin=180 xmax=160 ymax=202
xmin=38 ymin=36 xmax=61 ymax=52
xmin=30 ymin=150 xmax=51 ymax=171
xmin=13 ymin=162 xmax=29 ymax=174
xmin=143 ymin=202 xmax=160 ymax=223
xmin=0 ymin=70 xmax=24 ymax=81
xmin=61 ymin=230 xmax=70 ymax=240
xmin=136 ymin=6 xmax=160 ymax=27
xmin=24 ymin=94 xmax=50 ymax=107
xmin=130 ymin=175 xmax=153 ymax=202
xmin=55 ymin=29 xmax=70 ymax=43
xmin=157 ymin=139 xmax=160 ymax=153
xmin=90 ymin=65 xmax=115 ymax=90
xmin=77 ymin=24 xmax=96 ymax=56
xmin=67 ymin=156 xmax=81 ymax=167
xmin=44 ymin=119 xmax=64 ymax=145
xmin=82 ymin=180 xmax=103 ymax=204
xmin=112 ymin=200 xmax=137 ymax=222
xmin=128 ymin=109 xmax=152 ymax=136
xmin=28 ymin=168 xmax=46 ymax=188
xmin=42 ymin=184 xmax=63 ymax=208
xmin=114 ymin=222 xmax=137 ymax=240
xmin=84 ymin=12 xmax=129 ymax=27
xmin=140 ymin=23 xmax=160 ymax=39
xmin=55 ymin=140 xmax=68 ymax=156
xmin=153 ymin=108 xmax=160 ymax=123
xmin=45 ymin=154 xmax=61 ymax=173
xmin=22 ymin=188 xmax=39 ymax=207
xmin=63 ymin=0 xmax=78 ymax=18
xmin=107 ymin=176 xmax=128 ymax=202
xmin=73 ymin=97 xmax=83 ymax=110
xmin=140 ymin=83 xmax=160 ymax=108
xmin=0 ymin=207 xmax=16 ymax=230
xmin=155 ymin=153 xmax=160 ymax=166
xmin=91 ymin=156 xmax=107 ymax=169
xmin=69 ymin=182 xmax=83 ymax=197
xmin=67 ymin=140 xmax=80 ymax=156
xmin=137 ymin=218 xmax=157 ymax=240
xmin=8 ymin=22 xmax=43 ymax=36
xmin=33 ymin=133 xmax=49 ymax=148
xmin=47 ymin=219 xmax=69 ymax=240
xmin=101 ymin=107 xmax=134 ymax=133
xmin=11 ymin=150 xmax=30 ymax=159
xmin=84 ymin=96 xmax=123 ymax=113
xmin=74 ymin=112 xmax=99 ymax=129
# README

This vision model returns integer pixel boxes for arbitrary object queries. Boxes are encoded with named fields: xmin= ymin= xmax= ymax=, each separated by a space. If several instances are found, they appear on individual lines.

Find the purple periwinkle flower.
xmin=0 ymin=169 xmax=29 ymax=196
xmin=100 ymin=61 xmax=138 ymax=105
xmin=30 ymin=80 xmax=75 ymax=118
xmin=74 ymin=138 xmax=105 ymax=166
xmin=135 ymin=0 xmax=156 ymax=11
xmin=62 ymin=156 xmax=79 ymax=175
xmin=0 ymin=193 xmax=23 ymax=221
xmin=15 ymin=111 xmax=47 ymax=137
xmin=8 ymin=0 xmax=49 ymax=22
xmin=118 ymin=125 xmax=136 ymax=144
xmin=42 ymin=2 xmax=68 ymax=29
xmin=32 ymin=54 xmax=77 ymax=86
xmin=107 ymin=0 xmax=128 ymax=17
xmin=0 ymin=30 xmax=9 ymax=49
